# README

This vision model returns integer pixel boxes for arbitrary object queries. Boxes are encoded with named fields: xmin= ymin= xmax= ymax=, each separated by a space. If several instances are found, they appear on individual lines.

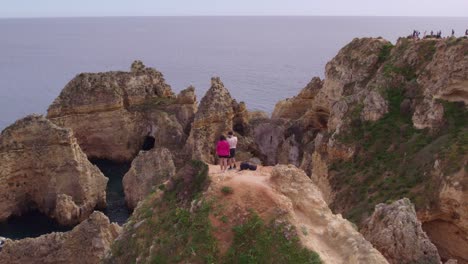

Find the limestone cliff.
xmin=185 ymin=77 xmax=236 ymax=163
xmin=0 ymin=115 xmax=107 ymax=226
xmin=292 ymin=37 xmax=468 ymax=263
xmin=123 ymin=147 xmax=176 ymax=210
xmin=47 ymin=61 xmax=196 ymax=163
xmin=272 ymin=77 xmax=324 ymax=120
xmin=0 ymin=212 xmax=121 ymax=264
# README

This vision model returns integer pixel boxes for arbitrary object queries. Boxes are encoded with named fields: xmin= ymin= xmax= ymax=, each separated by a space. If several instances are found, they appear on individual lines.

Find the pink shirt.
xmin=216 ymin=140 xmax=230 ymax=156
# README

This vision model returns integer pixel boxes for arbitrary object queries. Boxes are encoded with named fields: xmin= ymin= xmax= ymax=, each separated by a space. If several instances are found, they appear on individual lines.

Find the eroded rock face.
xmin=303 ymin=37 xmax=467 ymax=263
xmin=0 ymin=115 xmax=107 ymax=226
xmin=272 ymin=77 xmax=323 ymax=119
xmin=361 ymin=198 xmax=441 ymax=264
xmin=418 ymin=162 xmax=468 ymax=263
xmin=0 ymin=211 xmax=121 ymax=264
xmin=413 ymin=38 xmax=468 ymax=129
xmin=269 ymin=165 xmax=389 ymax=264
xmin=123 ymin=148 xmax=176 ymax=210
xmin=47 ymin=61 xmax=195 ymax=162
xmin=251 ymin=119 xmax=286 ymax=165
xmin=185 ymin=77 xmax=236 ymax=163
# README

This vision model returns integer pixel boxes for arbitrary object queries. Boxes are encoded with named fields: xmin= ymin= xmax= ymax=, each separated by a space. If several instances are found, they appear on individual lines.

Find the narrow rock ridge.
xmin=0 ymin=115 xmax=107 ymax=226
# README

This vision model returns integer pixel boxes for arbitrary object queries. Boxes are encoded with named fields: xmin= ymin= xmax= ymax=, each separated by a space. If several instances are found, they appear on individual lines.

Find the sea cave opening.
xmin=141 ymin=136 xmax=155 ymax=151
xmin=0 ymin=210 xmax=72 ymax=239
xmin=91 ymin=159 xmax=132 ymax=225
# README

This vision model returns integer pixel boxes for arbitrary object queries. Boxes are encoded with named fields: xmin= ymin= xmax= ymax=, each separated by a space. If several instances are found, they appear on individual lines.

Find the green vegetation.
xmin=417 ymin=40 xmax=437 ymax=62
xmin=108 ymin=160 xmax=322 ymax=263
xmin=224 ymin=213 xmax=322 ymax=264
xmin=439 ymin=101 xmax=468 ymax=174
xmin=107 ymin=160 xmax=217 ymax=264
xmin=378 ymin=43 xmax=394 ymax=63
xmin=383 ymin=63 xmax=417 ymax=81
xmin=221 ymin=186 xmax=234 ymax=195
xmin=332 ymin=87 xmax=467 ymax=224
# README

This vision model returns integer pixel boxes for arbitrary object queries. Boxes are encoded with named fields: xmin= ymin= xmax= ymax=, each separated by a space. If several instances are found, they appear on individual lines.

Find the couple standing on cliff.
xmin=216 ymin=131 xmax=238 ymax=173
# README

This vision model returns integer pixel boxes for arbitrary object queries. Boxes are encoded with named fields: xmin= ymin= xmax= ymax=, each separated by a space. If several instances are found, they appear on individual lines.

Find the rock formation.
xmin=299 ymin=37 xmax=468 ymax=263
xmin=0 ymin=211 xmax=121 ymax=264
xmin=122 ymin=147 xmax=176 ymax=210
xmin=269 ymin=165 xmax=389 ymax=264
xmin=0 ymin=115 xmax=107 ymax=226
xmin=361 ymin=198 xmax=441 ymax=264
xmin=47 ymin=61 xmax=196 ymax=163
xmin=185 ymin=77 xmax=236 ymax=163
xmin=108 ymin=162 xmax=389 ymax=264
xmin=272 ymin=77 xmax=324 ymax=120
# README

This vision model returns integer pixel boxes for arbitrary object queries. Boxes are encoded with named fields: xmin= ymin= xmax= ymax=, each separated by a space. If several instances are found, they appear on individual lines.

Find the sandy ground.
xmin=205 ymin=164 xmax=388 ymax=264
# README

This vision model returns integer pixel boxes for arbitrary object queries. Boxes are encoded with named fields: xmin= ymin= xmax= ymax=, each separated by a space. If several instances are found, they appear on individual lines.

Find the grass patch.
xmin=221 ymin=186 xmax=234 ymax=195
xmin=378 ymin=43 xmax=394 ymax=63
xmin=224 ymin=213 xmax=322 ymax=264
xmin=106 ymin=160 xmax=217 ymax=264
xmin=417 ymin=40 xmax=437 ymax=62
xmin=383 ymin=63 xmax=417 ymax=81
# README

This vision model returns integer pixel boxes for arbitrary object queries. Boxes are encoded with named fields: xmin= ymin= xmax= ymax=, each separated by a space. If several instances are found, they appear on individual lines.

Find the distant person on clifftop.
xmin=227 ymin=131 xmax=238 ymax=170
xmin=465 ymin=29 xmax=468 ymax=36
xmin=216 ymin=135 xmax=230 ymax=173
xmin=452 ymin=29 xmax=455 ymax=37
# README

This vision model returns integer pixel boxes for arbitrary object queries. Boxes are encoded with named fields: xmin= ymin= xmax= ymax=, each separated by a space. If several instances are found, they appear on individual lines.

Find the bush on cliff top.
xmin=224 ymin=213 xmax=321 ymax=264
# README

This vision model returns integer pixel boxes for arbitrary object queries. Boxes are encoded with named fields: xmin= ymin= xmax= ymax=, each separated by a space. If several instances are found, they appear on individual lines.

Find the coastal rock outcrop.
xmin=122 ymin=147 xmax=176 ymax=210
xmin=272 ymin=77 xmax=323 ymax=120
xmin=108 ymin=162 xmax=388 ymax=264
xmin=0 ymin=211 xmax=121 ymax=264
xmin=269 ymin=165 xmax=389 ymax=264
xmin=255 ymin=36 xmax=467 ymax=262
xmin=185 ymin=77 xmax=236 ymax=163
xmin=47 ymin=61 xmax=196 ymax=163
xmin=0 ymin=115 xmax=107 ymax=226
xmin=301 ymin=37 xmax=468 ymax=262
xmin=361 ymin=198 xmax=441 ymax=264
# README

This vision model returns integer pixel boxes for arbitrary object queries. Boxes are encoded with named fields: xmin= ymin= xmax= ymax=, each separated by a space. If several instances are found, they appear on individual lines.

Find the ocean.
xmin=1 ymin=16 xmax=468 ymax=130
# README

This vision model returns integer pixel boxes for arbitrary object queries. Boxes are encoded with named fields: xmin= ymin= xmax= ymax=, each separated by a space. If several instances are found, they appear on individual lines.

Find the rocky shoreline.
xmin=0 ymin=36 xmax=466 ymax=263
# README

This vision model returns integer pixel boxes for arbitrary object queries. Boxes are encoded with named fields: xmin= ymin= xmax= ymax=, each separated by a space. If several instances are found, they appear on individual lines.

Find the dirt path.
xmin=206 ymin=164 xmax=388 ymax=264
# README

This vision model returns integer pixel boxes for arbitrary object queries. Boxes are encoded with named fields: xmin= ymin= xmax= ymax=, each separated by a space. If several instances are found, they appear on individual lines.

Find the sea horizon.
xmin=1 ymin=16 xmax=468 ymax=130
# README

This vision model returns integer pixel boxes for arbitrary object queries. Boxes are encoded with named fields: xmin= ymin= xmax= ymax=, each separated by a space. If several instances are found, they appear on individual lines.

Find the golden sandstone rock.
xmin=0 ymin=212 xmax=121 ymax=264
xmin=0 ymin=115 xmax=107 ymax=226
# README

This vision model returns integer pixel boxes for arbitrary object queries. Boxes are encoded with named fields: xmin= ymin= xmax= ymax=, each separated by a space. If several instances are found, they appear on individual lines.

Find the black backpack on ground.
xmin=240 ymin=162 xmax=250 ymax=171
xmin=240 ymin=162 xmax=257 ymax=171
xmin=248 ymin=164 xmax=257 ymax=171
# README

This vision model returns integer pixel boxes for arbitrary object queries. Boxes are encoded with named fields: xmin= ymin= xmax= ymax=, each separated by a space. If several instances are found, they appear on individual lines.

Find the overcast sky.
xmin=2 ymin=0 xmax=468 ymax=18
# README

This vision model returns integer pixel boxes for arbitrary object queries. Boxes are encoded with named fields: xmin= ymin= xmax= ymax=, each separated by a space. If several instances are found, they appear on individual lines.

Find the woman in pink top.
xmin=216 ymin=135 xmax=230 ymax=172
